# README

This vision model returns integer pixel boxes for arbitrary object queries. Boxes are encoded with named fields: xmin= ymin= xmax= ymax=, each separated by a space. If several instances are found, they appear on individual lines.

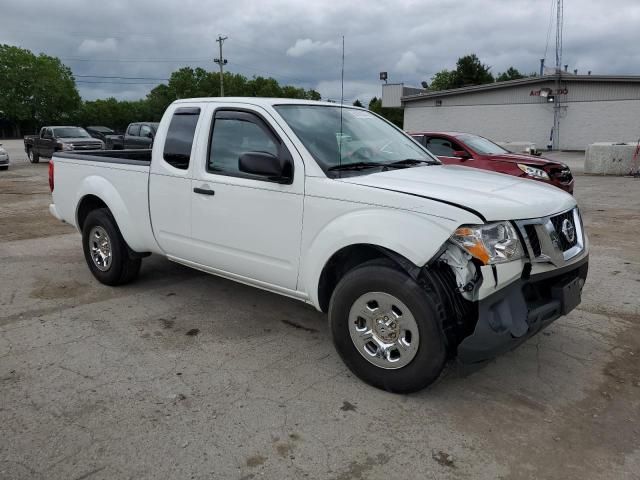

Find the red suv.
xmin=410 ymin=132 xmax=574 ymax=194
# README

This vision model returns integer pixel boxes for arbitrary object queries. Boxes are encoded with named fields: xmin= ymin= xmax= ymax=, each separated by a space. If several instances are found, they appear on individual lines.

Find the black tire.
xmin=82 ymin=208 xmax=141 ymax=286
xmin=329 ymin=263 xmax=447 ymax=393
xmin=27 ymin=148 xmax=39 ymax=163
xmin=0 ymin=166 xmax=7 ymax=171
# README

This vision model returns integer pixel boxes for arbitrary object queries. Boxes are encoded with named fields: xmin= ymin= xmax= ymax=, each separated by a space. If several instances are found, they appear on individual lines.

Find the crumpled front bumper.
xmin=457 ymin=255 xmax=588 ymax=363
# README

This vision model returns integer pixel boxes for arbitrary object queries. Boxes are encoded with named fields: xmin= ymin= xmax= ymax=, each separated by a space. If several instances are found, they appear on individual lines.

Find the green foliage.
xmin=84 ymin=67 xmax=323 ymax=130
xmin=428 ymin=54 xmax=495 ymax=91
xmin=368 ymin=97 xmax=403 ymax=128
xmin=1 ymin=46 xmax=321 ymax=135
xmin=496 ymin=67 xmax=525 ymax=82
xmin=0 ymin=44 xmax=80 ymax=133
xmin=352 ymin=99 xmax=363 ymax=107
xmin=428 ymin=70 xmax=457 ymax=91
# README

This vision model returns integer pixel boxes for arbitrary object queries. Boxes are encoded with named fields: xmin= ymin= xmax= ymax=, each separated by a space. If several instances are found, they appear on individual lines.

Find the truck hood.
xmin=59 ymin=137 xmax=102 ymax=144
xmin=339 ymin=164 xmax=576 ymax=222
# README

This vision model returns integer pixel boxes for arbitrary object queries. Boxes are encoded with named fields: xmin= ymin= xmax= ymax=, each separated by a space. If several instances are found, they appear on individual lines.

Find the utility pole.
xmin=214 ymin=35 xmax=228 ymax=97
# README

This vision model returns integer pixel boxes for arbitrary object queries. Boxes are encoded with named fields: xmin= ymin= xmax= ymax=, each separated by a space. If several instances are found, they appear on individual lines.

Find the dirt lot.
xmin=1 ymin=141 xmax=639 ymax=479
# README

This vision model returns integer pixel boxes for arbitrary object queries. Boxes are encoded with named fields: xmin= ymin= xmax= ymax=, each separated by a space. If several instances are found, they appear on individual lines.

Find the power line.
xmin=75 ymin=75 xmax=169 ymax=81
xmin=61 ymin=57 xmax=210 ymax=63
xmin=75 ymin=80 xmax=163 ymax=85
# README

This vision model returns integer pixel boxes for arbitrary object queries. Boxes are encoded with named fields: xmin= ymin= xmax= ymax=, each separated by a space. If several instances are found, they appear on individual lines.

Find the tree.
xmin=368 ymin=97 xmax=403 ymax=128
xmin=352 ymin=99 xmax=363 ymax=107
xmin=496 ymin=67 xmax=525 ymax=82
xmin=429 ymin=54 xmax=495 ymax=91
xmin=455 ymin=54 xmax=494 ymax=87
xmin=429 ymin=70 xmax=457 ymax=91
xmin=0 ymin=44 xmax=80 ymax=134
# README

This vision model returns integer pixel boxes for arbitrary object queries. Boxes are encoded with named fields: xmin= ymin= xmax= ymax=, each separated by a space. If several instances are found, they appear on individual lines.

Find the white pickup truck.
xmin=49 ymin=98 xmax=588 ymax=393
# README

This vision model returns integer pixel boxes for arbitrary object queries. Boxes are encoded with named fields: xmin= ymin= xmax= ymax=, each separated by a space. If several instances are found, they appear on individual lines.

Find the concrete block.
xmin=584 ymin=142 xmax=640 ymax=175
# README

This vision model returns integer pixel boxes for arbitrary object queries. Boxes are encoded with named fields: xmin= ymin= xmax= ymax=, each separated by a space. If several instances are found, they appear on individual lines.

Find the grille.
xmin=524 ymin=225 xmax=542 ymax=256
xmin=73 ymin=143 xmax=103 ymax=150
xmin=550 ymin=210 xmax=578 ymax=251
xmin=515 ymin=208 xmax=583 ymax=266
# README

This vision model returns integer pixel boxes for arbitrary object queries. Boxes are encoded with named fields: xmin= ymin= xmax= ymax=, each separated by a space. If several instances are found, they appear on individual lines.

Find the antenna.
xmin=552 ymin=0 xmax=563 ymax=150
xmin=338 ymin=35 xmax=345 ymax=165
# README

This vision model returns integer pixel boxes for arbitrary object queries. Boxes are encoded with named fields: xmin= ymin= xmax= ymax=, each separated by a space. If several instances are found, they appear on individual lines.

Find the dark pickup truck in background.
xmin=123 ymin=122 xmax=159 ymax=149
xmin=86 ymin=123 xmax=160 ymax=150
xmin=86 ymin=126 xmax=124 ymax=150
xmin=24 ymin=126 xmax=104 ymax=163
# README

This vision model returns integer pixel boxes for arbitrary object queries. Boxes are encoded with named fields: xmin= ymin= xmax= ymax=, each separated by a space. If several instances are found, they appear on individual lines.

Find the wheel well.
xmin=317 ymin=244 xmax=419 ymax=313
xmin=77 ymin=195 xmax=108 ymax=230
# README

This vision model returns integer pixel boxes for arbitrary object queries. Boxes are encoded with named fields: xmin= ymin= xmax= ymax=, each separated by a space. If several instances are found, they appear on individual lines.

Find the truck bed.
xmin=51 ymin=150 xmax=159 ymax=254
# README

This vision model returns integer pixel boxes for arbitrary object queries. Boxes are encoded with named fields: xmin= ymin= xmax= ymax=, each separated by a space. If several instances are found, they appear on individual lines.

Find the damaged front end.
xmin=422 ymin=211 xmax=588 ymax=364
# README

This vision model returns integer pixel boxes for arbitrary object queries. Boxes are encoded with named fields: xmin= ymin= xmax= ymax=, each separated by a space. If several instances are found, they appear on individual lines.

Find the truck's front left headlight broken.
xmin=451 ymin=221 xmax=524 ymax=265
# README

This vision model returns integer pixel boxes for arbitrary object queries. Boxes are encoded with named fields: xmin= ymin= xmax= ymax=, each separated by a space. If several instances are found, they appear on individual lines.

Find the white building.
xmin=383 ymin=75 xmax=640 ymax=150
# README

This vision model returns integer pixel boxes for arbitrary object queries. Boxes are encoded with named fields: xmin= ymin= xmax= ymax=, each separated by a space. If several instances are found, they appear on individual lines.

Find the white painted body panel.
xmin=51 ymin=158 xmax=161 ymax=254
xmin=50 ymin=97 xmax=586 ymax=312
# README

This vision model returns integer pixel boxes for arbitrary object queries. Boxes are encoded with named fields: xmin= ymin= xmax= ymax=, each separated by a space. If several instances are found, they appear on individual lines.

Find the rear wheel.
xmin=329 ymin=263 xmax=447 ymax=393
xmin=82 ymin=208 xmax=141 ymax=286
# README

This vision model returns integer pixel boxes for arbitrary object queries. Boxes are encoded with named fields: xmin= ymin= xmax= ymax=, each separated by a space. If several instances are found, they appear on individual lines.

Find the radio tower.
xmin=552 ymin=0 xmax=563 ymax=150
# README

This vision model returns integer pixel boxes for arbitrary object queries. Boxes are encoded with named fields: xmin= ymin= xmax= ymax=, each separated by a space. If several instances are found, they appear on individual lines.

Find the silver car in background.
xmin=0 ymin=143 xmax=9 ymax=170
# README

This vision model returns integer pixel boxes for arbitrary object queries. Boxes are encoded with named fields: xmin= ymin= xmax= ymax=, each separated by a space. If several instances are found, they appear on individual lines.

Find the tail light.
xmin=48 ymin=160 xmax=54 ymax=192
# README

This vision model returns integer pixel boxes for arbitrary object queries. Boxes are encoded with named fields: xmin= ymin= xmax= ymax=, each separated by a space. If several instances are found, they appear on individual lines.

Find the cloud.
xmin=78 ymin=38 xmax=118 ymax=55
xmin=286 ymin=39 xmax=339 ymax=58
xmin=0 ymin=0 xmax=637 ymax=102
xmin=395 ymin=51 xmax=420 ymax=75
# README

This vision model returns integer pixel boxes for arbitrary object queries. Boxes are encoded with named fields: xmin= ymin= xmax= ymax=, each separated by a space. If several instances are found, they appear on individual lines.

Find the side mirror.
xmin=239 ymin=151 xmax=292 ymax=183
xmin=145 ymin=131 xmax=154 ymax=139
xmin=453 ymin=150 xmax=471 ymax=159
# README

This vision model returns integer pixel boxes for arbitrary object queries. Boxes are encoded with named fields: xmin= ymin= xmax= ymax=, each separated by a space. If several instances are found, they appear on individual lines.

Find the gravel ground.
xmin=1 ymin=140 xmax=639 ymax=479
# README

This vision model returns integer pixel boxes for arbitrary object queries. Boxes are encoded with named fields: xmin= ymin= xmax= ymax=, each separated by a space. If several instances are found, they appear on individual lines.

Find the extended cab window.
xmin=163 ymin=108 xmax=200 ymax=170
xmin=128 ymin=124 xmax=140 ymax=136
xmin=208 ymin=111 xmax=279 ymax=177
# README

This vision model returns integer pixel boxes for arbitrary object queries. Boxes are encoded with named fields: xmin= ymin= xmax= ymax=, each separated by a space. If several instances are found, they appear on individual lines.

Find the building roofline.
xmin=402 ymin=74 xmax=640 ymax=102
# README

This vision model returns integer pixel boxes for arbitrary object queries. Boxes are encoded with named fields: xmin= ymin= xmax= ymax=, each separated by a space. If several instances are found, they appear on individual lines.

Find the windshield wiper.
xmin=385 ymin=158 xmax=440 ymax=167
xmin=328 ymin=162 xmax=385 ymax=171
xmin=328 ymin=158 xmax=439 ymax=173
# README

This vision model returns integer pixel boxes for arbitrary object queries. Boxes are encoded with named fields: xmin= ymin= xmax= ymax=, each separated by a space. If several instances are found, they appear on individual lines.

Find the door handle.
xmin=193 ymin=187 xmax=215 ymax=196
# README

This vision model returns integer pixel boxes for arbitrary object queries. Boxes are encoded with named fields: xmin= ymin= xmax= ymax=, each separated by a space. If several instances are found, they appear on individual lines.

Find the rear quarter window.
xmin=163 ymin=107 xmax=201 ymax=170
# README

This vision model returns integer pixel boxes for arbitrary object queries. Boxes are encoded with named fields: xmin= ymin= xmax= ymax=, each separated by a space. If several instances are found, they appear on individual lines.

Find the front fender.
xmin=299 ymin=208 xmax=458 ymax=309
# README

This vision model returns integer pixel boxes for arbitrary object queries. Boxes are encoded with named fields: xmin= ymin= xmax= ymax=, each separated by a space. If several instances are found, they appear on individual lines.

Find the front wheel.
xmin=329 ymin=263 xmax=447 ymax=393
xmin=82 ymin=208 xmax=141 ymax=286
xmin=27 ymin=148 xmax=39 ymax=163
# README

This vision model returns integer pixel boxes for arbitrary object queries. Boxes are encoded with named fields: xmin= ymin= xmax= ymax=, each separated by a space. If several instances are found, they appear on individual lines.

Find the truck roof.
xmin=172 ymin=97 xmax=355 ymax=108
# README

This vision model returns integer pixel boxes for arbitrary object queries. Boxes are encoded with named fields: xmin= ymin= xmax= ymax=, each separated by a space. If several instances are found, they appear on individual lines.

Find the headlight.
xmin=451 ymin=222 xmax=524 ymax=265
xmin=57 ymin=143 xmax=74 ymax=151
xmin=517 ymin=164 xmax=549 ymax=180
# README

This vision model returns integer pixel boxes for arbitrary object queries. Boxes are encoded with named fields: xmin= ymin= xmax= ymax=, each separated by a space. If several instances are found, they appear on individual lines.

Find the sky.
xmin=1 ymin=0 xmax=639 ymax=105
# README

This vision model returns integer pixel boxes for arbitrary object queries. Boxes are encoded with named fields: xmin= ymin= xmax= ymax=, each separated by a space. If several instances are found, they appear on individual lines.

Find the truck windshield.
xmin=274 ymin=105 xmax=438 ymax=175
xmin=456 ymin=134 xmax=508 ymax=155
xmin=53 ymin=127 xmax=91 ymax=138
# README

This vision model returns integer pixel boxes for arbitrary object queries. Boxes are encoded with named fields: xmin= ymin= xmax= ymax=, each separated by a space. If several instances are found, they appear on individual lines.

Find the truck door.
xmin=189 ymin=105 xmax=304 ymax=291
xmin=149 ymin=107 xmax=200 ymax=260
xmin=41 ymin=128 xmax=55 ymax=158
xmin=124 ymin=124 xmax=140 ymax=149
xmin=139 ymin=124 xmax=154 ymax=149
